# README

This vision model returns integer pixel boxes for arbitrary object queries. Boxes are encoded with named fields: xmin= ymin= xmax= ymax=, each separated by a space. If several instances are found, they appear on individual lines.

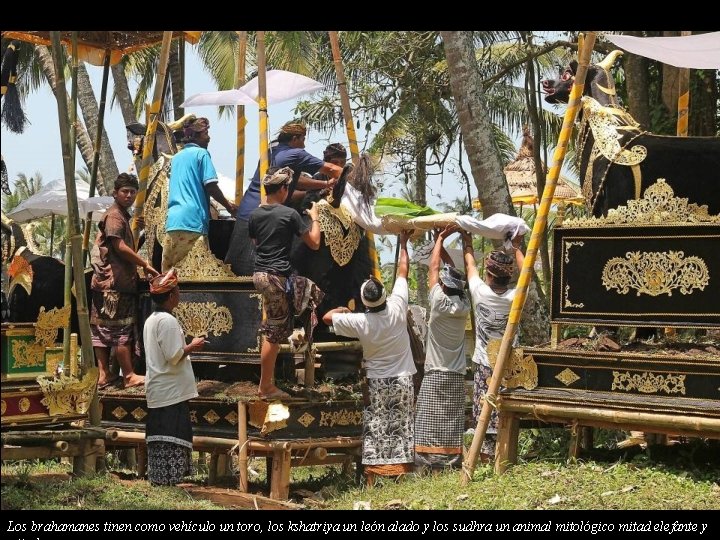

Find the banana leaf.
xmin=374 ymin=198 xmax=439 ymax=218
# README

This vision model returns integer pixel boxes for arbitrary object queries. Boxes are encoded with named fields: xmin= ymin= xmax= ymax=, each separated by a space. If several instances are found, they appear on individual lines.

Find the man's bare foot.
xmin=123 ymin=374 xmax=145 ymax=389
xmin=258 ymin=386 xmax=290 ymax=400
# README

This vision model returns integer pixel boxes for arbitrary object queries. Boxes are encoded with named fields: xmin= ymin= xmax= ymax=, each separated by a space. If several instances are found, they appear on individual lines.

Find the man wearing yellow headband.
xmin=225 ymin=120 xmax=344 ymax=275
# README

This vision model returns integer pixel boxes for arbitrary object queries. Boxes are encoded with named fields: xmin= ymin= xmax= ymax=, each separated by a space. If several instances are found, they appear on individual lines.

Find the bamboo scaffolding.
xmin=50 ymin=32 xmax=98 ymax=427
xmin=461 ymin=32 xmax=598 ymax=485
xmin=256 ymin=31 xmax=269 ymax=202
xmin=2 ymin=427 xmax=117 ymax=445
xmin=328 ymin=31 xmax=381 ymax=279
xmin=131 ymin=32 xmax=173 ymax=245
xmin=235 ymin=31 xmax=248 ymax=204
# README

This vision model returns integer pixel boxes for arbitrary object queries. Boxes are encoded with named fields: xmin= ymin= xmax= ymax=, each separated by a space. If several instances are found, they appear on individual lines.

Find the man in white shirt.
xmin=143 ymin=269 xmax=205 ymax=485
xmin=415 ymin=226 xmax=471 ymax=471
xmin=323 ymin=231 xmax=415 ymax=484
xmin=463 ymin=230 xmax=524 ymax=463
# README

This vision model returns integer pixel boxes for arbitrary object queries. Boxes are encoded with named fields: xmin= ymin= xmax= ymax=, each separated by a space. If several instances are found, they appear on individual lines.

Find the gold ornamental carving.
xmin=35 ymin=305 xmax=71 ymax=345
xmin=224 ymin=411 xmax=238 ymax=425
xmin=18 ymin=397 xmax=31 ymax=413
xmin=247 ymin=293 xmax=263 ymax=353
xmin=487 ymin=339 xmax=538 ymax=390
xmin=564 ymin=285 xmax=584 ymax=309
xmin=131 ymin=407 xmax=147 ymax=421
xmin=8 ymin=253 xmax=33 ymax=297
xmin=204 ymin=409 xmax=220 ymax=425
xmin=37 ymin=367 xmax=98 ymax=416
xmin=556 ymin=368 xmax=581 ymax=387
xmin=582 ymin=97 xmax=647 ymax=166
xmin=11 ymin=340 xmax=45 ymax=369
xmin=190 ymin=410 xmax=198 ymax=423
xmin=112 ymin=406 xmax=128 ymax=420
xmin=173 ymin=301 xmax=233 ymax=338
xmin=175 ymin=236 xmax=236 ymax=281
xmin=611 ymin=370 xmax=686 ymax=395
xmin=564 ymin=241 xmax=584 ymax=263
xmin=297 ymin=412 xmax=316 ymax=427
xmin=319 ymin=409 xmax=363 ymax=427
xmin=565 ymin=179 xmax=720 ymax=227
xmin=317 ymin=201 xmax=362 ymax=267
xmin=142 ymin=156 xmax=171 ymax=267
xmin=602 ymin=251 xmax=709 ymax=297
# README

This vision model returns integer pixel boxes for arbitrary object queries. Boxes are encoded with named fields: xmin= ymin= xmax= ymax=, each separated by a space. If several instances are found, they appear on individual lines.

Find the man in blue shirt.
xmin=162 ymin=116 xmax=237 ymax=271
xmin=225 ymin=121 xmax=343 ymax=275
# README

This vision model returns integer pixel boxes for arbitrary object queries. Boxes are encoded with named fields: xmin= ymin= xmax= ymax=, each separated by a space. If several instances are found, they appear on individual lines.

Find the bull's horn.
xmin=166 ymin=113 xmax=196 ymax=131
xmin=1 ymin=210 xmax=13 ymax=227
xmin=598 ymin=50 xmax=623 ymax=71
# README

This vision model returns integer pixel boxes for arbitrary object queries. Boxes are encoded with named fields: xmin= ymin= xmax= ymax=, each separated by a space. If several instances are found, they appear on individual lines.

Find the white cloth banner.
xmin=605 ymin=32 xmax=720 ymax=69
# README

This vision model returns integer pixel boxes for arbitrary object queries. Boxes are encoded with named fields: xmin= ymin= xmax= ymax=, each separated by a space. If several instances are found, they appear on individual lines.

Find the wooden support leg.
xmin=568 ymin=426 xmax=582 ymax=460
xmin=208 ymin=452 xmax=219 ymax=486
xmin=495 ymin=411 xmax=520 ymax=475
xmin=269 ymin=448 xmax=291 ymax=500
xmin=136 ymin=443 xmax=147 ymax=478
xmin=582 ymin=427 xmax=594 ymax=451
xmin=238 ymin=402 xmax=248 ymax=492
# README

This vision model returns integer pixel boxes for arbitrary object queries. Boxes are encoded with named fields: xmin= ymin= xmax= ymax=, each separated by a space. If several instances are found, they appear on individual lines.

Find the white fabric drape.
xmin=605 ymin=32 xmax=720 ymax=70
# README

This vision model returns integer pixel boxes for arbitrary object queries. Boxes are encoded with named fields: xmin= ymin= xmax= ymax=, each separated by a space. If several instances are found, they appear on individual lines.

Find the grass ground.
xmin=2 ymin=430 xmax=718 ymax=510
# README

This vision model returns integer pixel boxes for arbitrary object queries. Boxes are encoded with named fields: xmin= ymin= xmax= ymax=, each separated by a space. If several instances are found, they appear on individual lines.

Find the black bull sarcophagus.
xmin=542 ymin=50 xmax=720 ymax=217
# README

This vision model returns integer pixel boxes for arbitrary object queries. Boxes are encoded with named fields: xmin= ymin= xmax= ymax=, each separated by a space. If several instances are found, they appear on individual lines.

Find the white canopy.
xmin=605 ymin=32 xmax=720 ymax=69
xmin=182 ymin=70 xmax=324 ymax=107
xmin=7 ymin=179 xmax=114 ymax=222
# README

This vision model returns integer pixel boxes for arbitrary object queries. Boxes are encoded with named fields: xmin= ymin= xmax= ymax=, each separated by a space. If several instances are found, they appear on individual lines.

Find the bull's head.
xmin=542 ymin=50 xmax=623 ymax=107
xmin=125 ymin=113 xmax=196 ymax=160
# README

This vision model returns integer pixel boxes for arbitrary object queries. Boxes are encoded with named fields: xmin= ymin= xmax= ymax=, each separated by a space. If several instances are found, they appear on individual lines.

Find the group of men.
xmin=89 ymin=114 xmax=526 ymax=485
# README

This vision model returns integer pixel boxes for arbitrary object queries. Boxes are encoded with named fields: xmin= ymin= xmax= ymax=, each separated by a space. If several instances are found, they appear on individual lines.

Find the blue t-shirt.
xmin=236 ymin=143 xmax=324 ymax=221
xmin=165 ymin=143 xmax=218 ymax=234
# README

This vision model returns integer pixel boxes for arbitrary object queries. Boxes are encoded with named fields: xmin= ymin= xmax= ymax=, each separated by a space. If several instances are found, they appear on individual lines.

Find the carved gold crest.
xmin=602 ymin=251 xmax=709 ymax=297
xmin=611 ymin=370 xmax=686 ymax=395
xmin=35 ymin=305 xmax=71 ymax=345
xmin=37 ymin=367 xmax=98 ymax=416
xmin=487 ymin=339 xmax=538 ymax=391
xmin=173 ymin=301 xmax=233 ymax=338
xmin=317 ymin=201 xmax=362 ymax=267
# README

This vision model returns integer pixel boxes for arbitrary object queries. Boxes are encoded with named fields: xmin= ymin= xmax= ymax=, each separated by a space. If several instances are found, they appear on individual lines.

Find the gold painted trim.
xmin=173 ymin=301 xmax=233 ymax=339
xmin=565 ymin=179 xmax=720 ymax=227
xmin=556 ymin=368 xmax=581 ymax=386
xmin=611 ymin=370 xmax=686 ymax=395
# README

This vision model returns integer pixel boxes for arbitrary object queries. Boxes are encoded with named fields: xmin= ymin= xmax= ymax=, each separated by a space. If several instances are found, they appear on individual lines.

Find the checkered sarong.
xmin=414 ymin=370 xmax=465 ymax=469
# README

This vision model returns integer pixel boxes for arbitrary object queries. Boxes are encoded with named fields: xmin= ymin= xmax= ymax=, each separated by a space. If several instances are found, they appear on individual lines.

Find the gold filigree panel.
xmin=247 ymin=293 xmax=263 ymax=353
xmin=556 ymin=368 xmax=580 ymax=387
xmin=204 ymin=409 xmax=220 ymax=425
xmin=131 ymin=407 xmax=147 ymax=421
xmin=112 ymin=406 xmax=128 ymax=420
xmin=318 ymin=201 xmax=362 ymax=267
xmin=18 ymin=397 xmax=31 ymax=413
xmin=225 ymin=411 xmax=238 ymax=425
xmin=11 ymin=340 xmax=45 ymax=369
xmin=602 ymin=251 xmax=709 ymax=297
xmin=35 ymin=305 xmax=71 ymax=345
xmin=319 ymin=409 xmax=363 ymax=427
xmin=173 ymin=302 xmax=233 ymax=338
xmin=582 ymin=97 xmax=646 ymax=166
xmin=175 ymin=236 xmax=236 ymax=281
xmin=564 ymin=284 xmax=585 ymax=309
xmin=566 ymin=179 xmax=720 ymax=227
xmin=37 ymin=367 xmax=98 ymax=416
xmin=611 ymin=370 xmax=686 ymax=395
xmin=487 ymin=339 xmax=538 ymax=390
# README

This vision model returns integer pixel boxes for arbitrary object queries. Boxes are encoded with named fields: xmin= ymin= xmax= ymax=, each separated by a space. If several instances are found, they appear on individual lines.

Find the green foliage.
xmin=374 ymin=198 xmax=439 ymax=217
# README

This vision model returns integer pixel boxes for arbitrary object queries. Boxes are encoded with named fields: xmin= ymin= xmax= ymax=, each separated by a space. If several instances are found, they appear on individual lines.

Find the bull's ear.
xmin=569 ymin=60 xmax=578 ymax=74
xmin=126 ymin=122 xmax=147 ymax=136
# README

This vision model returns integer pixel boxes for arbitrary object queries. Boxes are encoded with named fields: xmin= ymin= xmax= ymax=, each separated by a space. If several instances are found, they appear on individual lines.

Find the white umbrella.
xmin=181 ymin=70 xmax=325 ymax=107
xmin=7 ymin=179 xmax=114 ymax=222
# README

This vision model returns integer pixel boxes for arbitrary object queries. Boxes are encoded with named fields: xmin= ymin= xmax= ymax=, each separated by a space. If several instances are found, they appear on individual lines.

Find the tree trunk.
xmin=169 ymin=38 xmax=185 ymax=121
xmin=441 ymin=31 xmax=549 ymax=345
xmin=413 ymin=142 xmax=429 ymax=309
xmin=77 ymin=63 xmax=120 ymax=194
xmin=35 ymin=46 xmax=108 ymax=195
xmin=111 ymin=63 xmax=137 ymax=126
xmin=689 ymin=69 xmax=718 ymax=136
xmin=661 ymin=31 xmax=681 ymax=125
xmin=623 ymin=31 xmax=651 ymax=130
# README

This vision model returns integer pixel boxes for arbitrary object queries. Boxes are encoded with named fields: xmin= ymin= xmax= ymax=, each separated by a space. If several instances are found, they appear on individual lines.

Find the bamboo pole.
xmin=676 ymin=31 xmax=691 ymax=137
xmin=49 ymin=213 xmax=55 ymax=256
xmin=256 ymin=31 xmax=269 ymax=204
xmin=1 ymin=427 xmax=115 ymax=445
xmin=238 ymin=402 xmax=248 ymax=492
xmin=279 ymin=340 xmax=362 ymax=353
xmin=131 ymin=32 xmax=173 ymax=245
xmin=461 ymin=32 xmax=598 ymax=485
xmin=235 ymin=31 xmax=248 ymax=205
xmin=50 ymin=32 xmax=98 ymax=427
xmin=328 ymin=31 xmax=381 ymax=279
xmin=82 ymin=48 xmax=111 ymax=263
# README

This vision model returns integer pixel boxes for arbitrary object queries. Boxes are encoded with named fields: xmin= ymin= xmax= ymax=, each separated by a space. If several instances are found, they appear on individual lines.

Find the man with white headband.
xmin=322 ymin=230 xmax=416 ymax=485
